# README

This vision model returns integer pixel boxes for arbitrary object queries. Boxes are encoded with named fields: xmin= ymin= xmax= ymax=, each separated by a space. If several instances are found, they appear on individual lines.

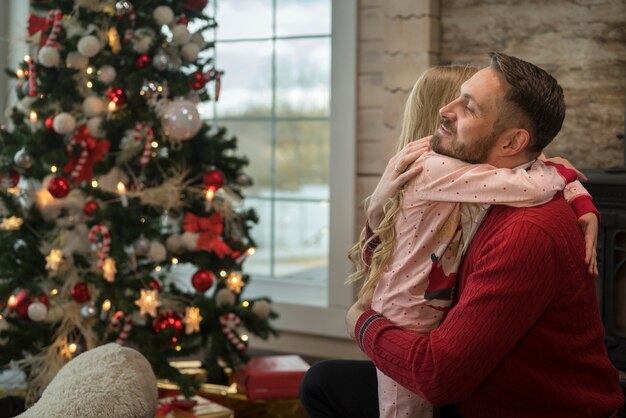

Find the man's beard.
xmin=430 ymin=118 xmax=498 ymax=164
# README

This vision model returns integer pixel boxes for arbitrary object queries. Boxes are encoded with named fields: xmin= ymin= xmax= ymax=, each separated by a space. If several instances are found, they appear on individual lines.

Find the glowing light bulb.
xmin=29 ymin=111 xmax=38 ymax=123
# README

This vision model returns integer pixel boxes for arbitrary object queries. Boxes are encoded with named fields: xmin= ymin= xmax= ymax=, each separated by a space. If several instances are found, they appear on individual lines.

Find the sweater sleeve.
xmin=563 ymin=181 xmax=600 ymax=221
xmin=355 ymin=222 xmax=559 ymax=405
xmin=409 ymin=153 xmax=575 ymax=207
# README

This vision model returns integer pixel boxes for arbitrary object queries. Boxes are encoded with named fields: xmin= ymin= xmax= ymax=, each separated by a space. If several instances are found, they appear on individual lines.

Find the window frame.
xmin=213 ymin=0 xmax=357 ymax=338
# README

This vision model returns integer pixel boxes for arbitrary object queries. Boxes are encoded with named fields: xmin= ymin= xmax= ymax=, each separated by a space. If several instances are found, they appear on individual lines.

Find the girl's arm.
xmin=408 ymin=152 xmax=577 ymax=207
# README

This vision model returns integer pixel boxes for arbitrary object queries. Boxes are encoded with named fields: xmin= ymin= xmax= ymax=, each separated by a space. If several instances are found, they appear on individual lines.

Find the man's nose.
xmin=439 ymin=101 xmax=457 ymax=121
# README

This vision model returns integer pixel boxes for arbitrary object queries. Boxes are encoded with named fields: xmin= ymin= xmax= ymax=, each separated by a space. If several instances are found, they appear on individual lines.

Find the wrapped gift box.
xmin=235 ymin=355 xmax=310 ymax=400
xmin=158 ymin=380 xmax=309 ymax=418
xmin=156 ymin=395 xmax=233 ymax=418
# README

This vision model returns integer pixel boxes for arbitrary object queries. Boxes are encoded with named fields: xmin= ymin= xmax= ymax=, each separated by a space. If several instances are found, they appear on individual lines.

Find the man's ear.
xmin=497 ymin=128 xmax=530 ymax=157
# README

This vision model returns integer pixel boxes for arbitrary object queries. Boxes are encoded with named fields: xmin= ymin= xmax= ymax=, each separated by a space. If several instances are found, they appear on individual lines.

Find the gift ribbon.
xmin=156 ymin=398 xmax=198 ymax=417
xmin=64 ymin=124 xmax=110 ymax=183
xmin=183 ymin=212 xmax=232 ymax=258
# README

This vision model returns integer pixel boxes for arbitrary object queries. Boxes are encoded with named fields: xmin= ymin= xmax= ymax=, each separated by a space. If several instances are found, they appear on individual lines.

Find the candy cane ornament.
xmin=27 ymin=57 xmax=37 ymax=97
xmin=134 ymin=123 xmax=154 ymax=168
xmin=219 ymin=313 xmax=246 ymax=351
xmin=44 ymin=9 xmax=63 ymax=48
xmin=88 ymin=225 xmax=111 ymax=270
xmin=66 ymin=135 xmax=89 ymax=181
xmin=115 ymin=315 xmax=133 ymax=345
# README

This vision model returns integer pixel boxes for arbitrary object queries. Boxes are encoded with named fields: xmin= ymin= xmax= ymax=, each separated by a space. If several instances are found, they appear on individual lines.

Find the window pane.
xmin=216 ymin=41 xmax=272 ymax=116
xmin=221 ymin=120 xmax=273 ymax=195
xmin=241 ymin=197 xmax=272 ymax=277
xmin=275 ymin=120 xmax=329 ymax=197
xmin=276 ymin=0 xmax=331 ymax=37
xmin=276 ymin=39 xmax=330 ymax=116
xmin=216 ymin=0 xmax=273 ymax=40
xmin=273 ymin=199 xmax=329 ymax=280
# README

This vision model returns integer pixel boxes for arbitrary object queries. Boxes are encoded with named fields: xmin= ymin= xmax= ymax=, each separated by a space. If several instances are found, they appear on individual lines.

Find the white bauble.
xmin=180 ymin=42 xmax=200 ymax=63
xmin=53 ymin=112 xmax=77 ymax=135
xmin=87 ymin=117 xmax=106 ymax=138
xmin=190 ymin=32 xmax=206 ymax=49
xmin=180 ymin=232 xmax=198 ymax=251
xmin=252 ymin=300 xmax=271 ymax=319
xmin=161 ymin=100 xmax=202 ymax=140
xmin=38 ymin=46 xmax=60 ymax=68
xmin=97 ymin=65 xmax=117 ymax=84
xmin=82 ymin=96 xmax=105 ymax=117
xmin=153 ymin=6 xmax=174 ymax=26
xmin=171 ymin=25 xmax=191 ymax=45
xmin=215 ymin=289 xmax=236 ymax=306
xmin=147 ymin=241 xmax=167 ymax=263
xmin=77 ymin=35 xmax=101 ymax=58
xmin=27 ymin=302 xmax=48 ymax=322
xmin=165 ymin=234 xmax=184 ymax=252
xmin=132 ymin=28 xmax=155 ymax=54
xmin=66 ymin=52 xmax=89 ymax=70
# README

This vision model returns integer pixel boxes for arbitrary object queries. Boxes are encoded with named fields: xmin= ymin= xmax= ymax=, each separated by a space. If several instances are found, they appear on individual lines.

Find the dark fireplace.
xmin=583 ymin=169 xmax=626 ymax=371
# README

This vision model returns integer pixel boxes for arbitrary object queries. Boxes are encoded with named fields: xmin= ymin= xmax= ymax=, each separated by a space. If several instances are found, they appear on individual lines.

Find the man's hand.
xmin=367 ymin=136 xmax=431 ymax=229
xmin=346 ymin=289 xmax=374 ymax=339
xmin=578 ymin=212 xmax=599 ymax=276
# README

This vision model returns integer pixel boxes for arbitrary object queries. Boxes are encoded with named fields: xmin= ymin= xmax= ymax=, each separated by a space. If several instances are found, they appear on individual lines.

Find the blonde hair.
xmin=348 ymin=65 xmax=479 ymax=298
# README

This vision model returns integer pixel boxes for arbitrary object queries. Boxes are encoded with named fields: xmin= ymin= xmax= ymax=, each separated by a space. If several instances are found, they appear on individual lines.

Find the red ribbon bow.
xmin=156 ymin=398 xmax=197 ymax=417
xmin=183 ymin=212 xmax=232 ymax=259
xmin=63 ymin=124 xmax=111 ymax=184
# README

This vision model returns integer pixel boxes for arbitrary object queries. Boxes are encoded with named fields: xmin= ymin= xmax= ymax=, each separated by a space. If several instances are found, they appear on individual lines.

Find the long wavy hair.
xmin=348 ymin=65 xmax=479 ymax=298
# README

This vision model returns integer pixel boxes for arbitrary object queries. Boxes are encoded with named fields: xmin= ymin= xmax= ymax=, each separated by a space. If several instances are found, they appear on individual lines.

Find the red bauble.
xmin=203 ymin=168 xmax=225 ymax=191
xmin=83 ymin=200 xmax=100 ymax=216
xmin=38 ymin=292 xmax=50 ymax=308
xmin=45 ymin=116 xmax=55 ymax=131
xmin=190 ymin=71 xmax=208 ymax=90
xmin=47 ymin=176 xmax=71 ymax=198
xmin=191 ymin=269 xmax=215 ymax=292
xmin=177 ymin=17 xmax=190 ymax=25
xmin=152 ymin=311 xmax=184 ymax=334
xmin=15 ymin=290 xmax=32 ymax=319
xmin=107 ymin=87 xmax=127 ymax=107
xmin=70 ymin=283 xmax=91 ymax=303
xmin=149 ymin=278 xmax=163 ymax=293
xmin=136 ymin=54 xmax=151 ymax=69
xmin=182 ymin=0 xmax=208 ymax=11
xmin=0 ymin=170 xmax=20 ymax=188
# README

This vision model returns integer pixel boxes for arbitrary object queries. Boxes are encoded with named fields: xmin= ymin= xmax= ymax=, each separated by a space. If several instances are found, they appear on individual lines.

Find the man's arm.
xmin=349 ymin=222 xmax=559 ymax=405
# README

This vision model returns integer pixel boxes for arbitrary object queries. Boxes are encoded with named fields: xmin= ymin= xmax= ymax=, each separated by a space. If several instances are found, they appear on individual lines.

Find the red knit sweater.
xmin=356 ymin=195 xmax=624 ymax=417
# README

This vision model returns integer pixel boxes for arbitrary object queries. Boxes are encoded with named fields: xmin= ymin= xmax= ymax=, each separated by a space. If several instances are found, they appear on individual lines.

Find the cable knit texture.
xmin=356 ymin=195 xmax=624 ymax=417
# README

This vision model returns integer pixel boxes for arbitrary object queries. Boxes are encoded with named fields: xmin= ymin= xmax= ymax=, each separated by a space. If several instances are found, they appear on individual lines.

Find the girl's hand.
xmin=577 ymin=212 xmax=599 ymax=276
xmin=367 ymin=136 xmax=431 ymax=229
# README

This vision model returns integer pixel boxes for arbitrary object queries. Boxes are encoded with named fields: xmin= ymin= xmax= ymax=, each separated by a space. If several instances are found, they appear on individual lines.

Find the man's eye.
xmin=465 ymin=105 xmax=474 ymax=114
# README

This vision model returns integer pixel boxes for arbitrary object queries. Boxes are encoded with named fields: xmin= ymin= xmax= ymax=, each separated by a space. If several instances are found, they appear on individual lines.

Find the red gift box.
xmin=236 ymin=355 xmax=310 ymax=400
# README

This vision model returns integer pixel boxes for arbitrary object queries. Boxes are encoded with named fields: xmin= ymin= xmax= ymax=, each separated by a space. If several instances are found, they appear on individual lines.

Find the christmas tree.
xmin=0 ymin=0 xmax=277 ymax=400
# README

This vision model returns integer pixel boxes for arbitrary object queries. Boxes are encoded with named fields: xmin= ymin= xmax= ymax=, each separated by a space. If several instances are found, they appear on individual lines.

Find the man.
xmin=300 ymin=52 xmax=624 ymax=417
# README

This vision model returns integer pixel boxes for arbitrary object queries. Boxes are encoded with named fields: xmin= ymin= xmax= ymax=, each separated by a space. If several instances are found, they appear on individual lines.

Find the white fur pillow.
xmin=18 ymin=343 xmax=157 ymax=418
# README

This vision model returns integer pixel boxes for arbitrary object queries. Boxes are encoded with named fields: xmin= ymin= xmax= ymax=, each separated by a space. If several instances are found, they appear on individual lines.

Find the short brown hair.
xmin=489 ymin=52 xmax=565 ymax=153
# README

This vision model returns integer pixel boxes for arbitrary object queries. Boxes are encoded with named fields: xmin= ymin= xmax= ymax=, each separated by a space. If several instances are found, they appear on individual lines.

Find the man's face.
xmin=431 ymin=67 xmax=508 ymax=164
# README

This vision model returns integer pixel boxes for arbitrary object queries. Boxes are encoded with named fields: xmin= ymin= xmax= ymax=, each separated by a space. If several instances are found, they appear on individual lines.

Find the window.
xmin=198 ymin=0 xmax=356 ymax=336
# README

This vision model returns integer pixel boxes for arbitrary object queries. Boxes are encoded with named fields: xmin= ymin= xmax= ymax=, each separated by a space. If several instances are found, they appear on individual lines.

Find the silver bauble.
xmin=133 ymin=235 xmax=151 ymax=256
xmin=152 ymin=51 xmax=171 ymax=72
xmin=14 ymin=148 xmax=33 ymax=169
xmin=237 ymin=173 xmax=252 ymax=187
xmin=115 ymin=0 xmax=132 ymax=15
xmin=80 ymin=304 xmax=97 ymax=319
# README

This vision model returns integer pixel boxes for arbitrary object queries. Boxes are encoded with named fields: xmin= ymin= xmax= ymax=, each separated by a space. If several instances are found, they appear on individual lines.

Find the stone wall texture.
xmin=439 ymin=0 xmax=626 ymax=169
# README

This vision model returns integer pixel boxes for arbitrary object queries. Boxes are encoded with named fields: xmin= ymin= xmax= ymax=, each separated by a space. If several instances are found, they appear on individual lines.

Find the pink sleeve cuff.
xmin=544 ymin=161 xmax=578 ymax=184
xmin=569 ymin=194 xmax=601 ymax=224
